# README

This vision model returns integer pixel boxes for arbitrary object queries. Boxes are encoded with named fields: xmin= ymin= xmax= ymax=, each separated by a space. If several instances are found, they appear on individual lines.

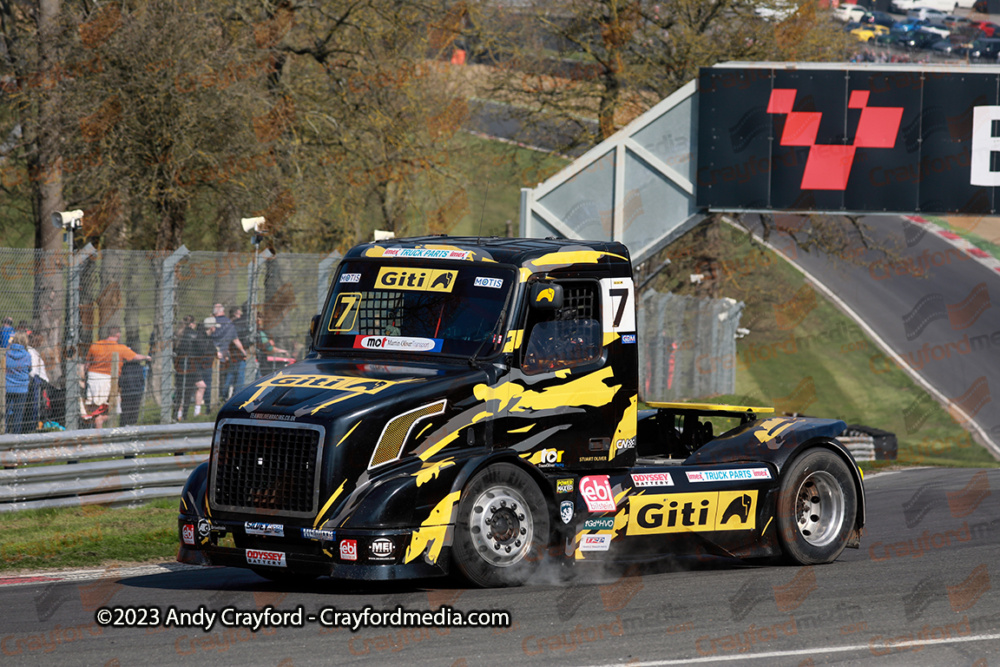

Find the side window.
xmin=522 ymin=281 xmax=602 ymax=374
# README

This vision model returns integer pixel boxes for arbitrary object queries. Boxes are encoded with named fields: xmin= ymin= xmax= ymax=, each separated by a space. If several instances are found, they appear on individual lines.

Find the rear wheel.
xmin=452 ymin=463 xmax=549 ymax=587
xmin=777 ymin=449 xmax=857 ymax=565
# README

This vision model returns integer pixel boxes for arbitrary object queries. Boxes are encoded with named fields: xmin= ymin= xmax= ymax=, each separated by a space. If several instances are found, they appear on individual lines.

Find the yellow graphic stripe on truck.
xmin=404 ymin=491 xmax=461 ymax=564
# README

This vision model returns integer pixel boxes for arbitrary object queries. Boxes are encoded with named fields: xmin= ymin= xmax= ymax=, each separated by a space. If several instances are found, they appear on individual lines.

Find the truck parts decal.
xmin=383 ymin=247 xmax=472 ymax=260
xmin=626 ymin=491 xmax=758 ymax=535
xmin=685 ymin=468 xmax=772 ymax=483
xmin=374 ymin=267 xmax=458 ymax=292
xmin=404 ymin=490 xmax=461 ymax=565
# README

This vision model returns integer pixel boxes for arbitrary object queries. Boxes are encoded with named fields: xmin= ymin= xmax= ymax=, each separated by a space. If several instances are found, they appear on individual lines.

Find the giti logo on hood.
xmin=375 ymin=267 xmax=457 ymax=293
xmin=626 ymin=491 xmax=757 ymax=535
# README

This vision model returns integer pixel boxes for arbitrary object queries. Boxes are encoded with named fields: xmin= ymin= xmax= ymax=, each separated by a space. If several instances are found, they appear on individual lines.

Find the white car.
xmin=891 ymin=0 xmax=960 ymax=12
xmin=834 ymin=3 xmax=867 ymax=22
xmin=920 ymin=23 xmax=952 ymax=38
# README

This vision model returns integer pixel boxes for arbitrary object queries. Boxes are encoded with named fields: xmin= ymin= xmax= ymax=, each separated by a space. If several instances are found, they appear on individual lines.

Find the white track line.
xmin=579 ymin=632 xmax=1000 ymax=665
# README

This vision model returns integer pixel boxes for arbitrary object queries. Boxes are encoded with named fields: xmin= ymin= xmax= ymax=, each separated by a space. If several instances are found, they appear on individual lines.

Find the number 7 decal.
xmin=600 ymin=278 xmax=635 ymax=333
xmin=328 ymin=292 xmax=361 ymax=332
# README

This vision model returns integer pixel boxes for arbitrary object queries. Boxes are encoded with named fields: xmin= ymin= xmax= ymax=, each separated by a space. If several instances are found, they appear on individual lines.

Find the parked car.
xmin=968 ymin=37 xmax=1000 ymax=60
xmin=834 ymin=3 xmax=868 ymax=22
xmin=852 ymin=23 xmax=891 ymax=41
xmin=874 ymin=32 xmax=908 ymax=46
xmin=929 ymin=38 xmax=961 ymax=55
xmin=860 ymin=11 xmax=897 ymax=29
xmin=891 ymin=18 xmax=928 ymax=33
xmin=892 ymin=0 xmax=959 ymax=12
xmin=920 ymin=23 xmax=952 ymax=39
xmin=973 ymin=21 xmax=1000 ymax=38
xmin=902 ymin=29 xmax=945 ymax=49
xmin=907 ymin=7 xmax=948 ymax=22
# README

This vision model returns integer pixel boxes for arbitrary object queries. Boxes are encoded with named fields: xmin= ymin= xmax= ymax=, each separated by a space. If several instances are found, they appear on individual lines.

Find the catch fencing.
xmin=0 ymin=246 xmax=340 ymax=432
xmin=637 ymin=290 xmax=744 ymax=402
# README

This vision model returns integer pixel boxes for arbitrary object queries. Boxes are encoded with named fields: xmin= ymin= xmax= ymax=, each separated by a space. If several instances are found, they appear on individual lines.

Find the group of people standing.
xmin=173 ymin=304 xmax=290 ymax=421
xmin=3 ymin=318 xmax=55 ymax=435
xmin=3 ymin=303 xmax=296 ymax=433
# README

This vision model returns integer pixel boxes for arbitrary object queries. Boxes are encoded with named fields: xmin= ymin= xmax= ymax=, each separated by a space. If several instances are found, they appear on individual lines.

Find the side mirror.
xmin=310 ymin=314 xmax=319 ymax=338
xmin=529 ymin=282 xmax=563 ymax=311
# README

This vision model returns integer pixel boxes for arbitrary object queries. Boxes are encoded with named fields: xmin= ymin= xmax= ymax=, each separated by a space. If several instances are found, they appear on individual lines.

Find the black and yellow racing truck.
xmin=178 ymin=236 xmax=864 ymax=586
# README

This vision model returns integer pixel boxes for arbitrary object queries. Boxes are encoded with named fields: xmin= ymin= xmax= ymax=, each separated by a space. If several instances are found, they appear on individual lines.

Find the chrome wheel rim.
xmin=468 ymin=485 xmax=533 ymax=567
xmin=794 ymin=471 xmax=845 ymax=547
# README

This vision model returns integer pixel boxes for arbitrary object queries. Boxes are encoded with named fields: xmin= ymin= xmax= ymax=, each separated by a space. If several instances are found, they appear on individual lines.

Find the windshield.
xmin=315 ymin=260 xmax=514 ymax=357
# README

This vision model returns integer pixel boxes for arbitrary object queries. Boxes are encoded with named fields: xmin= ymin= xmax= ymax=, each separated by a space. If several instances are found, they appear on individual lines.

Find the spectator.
xmin=225 ymin=305 xmax=249 ymax=398
xmin=85 ymin=326 xmax=151 ymax=429
xmin=0 ymin=317 xmax=13 ymax=348
xmin=210 ymin=303 xmax=247 ymax=401
xmin=25 ymin=331 xmax=49 ymax=432
xmin=254 ymin=313 xmax=291 ymax=377
xmin=174 ymin=316 xmax=216 ymax=420
xmin=4 ymin=332 xmax=31 ymax=434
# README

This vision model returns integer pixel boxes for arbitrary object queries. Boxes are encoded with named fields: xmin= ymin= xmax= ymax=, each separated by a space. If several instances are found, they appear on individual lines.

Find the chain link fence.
xmin=637 ymin=290 xmax=745 ymax=402
xmin=0 ymin=245 xmax=340 ymax=433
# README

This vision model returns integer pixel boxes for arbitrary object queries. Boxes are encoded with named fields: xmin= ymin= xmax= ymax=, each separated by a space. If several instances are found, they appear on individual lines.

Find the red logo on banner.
xmin=767 ymin=89 xmax=903 ymax=190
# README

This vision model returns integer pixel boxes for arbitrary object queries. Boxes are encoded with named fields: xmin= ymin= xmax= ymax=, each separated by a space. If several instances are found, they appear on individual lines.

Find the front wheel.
xmin=452 ymin=463 xmax=549 ymax=587
xmin=776 ymin=449 xmax=857 ymax=565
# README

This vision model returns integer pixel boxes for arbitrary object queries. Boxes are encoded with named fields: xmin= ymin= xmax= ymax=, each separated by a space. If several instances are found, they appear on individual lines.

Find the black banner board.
xmin=696 ymin=65 xmax=1000 ymax=214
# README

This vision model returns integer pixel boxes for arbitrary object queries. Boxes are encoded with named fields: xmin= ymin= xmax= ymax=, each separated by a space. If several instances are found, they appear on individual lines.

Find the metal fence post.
xmin=159 ymin=246 xmax=190 ymax=424
xmin=65 ymin=244 xmax=95 ymax=431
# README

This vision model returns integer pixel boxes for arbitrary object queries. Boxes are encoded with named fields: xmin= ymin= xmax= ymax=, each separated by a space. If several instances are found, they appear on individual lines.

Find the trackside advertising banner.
xmin=696 ymin=65 xmax=1000 ymax=214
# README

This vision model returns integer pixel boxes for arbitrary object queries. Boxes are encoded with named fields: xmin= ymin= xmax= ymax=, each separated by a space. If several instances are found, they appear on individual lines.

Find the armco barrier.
xmin=0 ymin=423 xmax=213 ymax=512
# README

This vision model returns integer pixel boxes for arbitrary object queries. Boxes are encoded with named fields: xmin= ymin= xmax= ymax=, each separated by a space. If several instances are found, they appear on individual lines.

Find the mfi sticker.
xmin=353 ymin=336 xmax=442 ymax=352
xmin=631 ymin=472 xmax=674 ymax=487
xmin=626 ymin=491 xmax=758 ymax=535
xmin=246 ymin=549 xmax=287 ymax=567
xmin=686 ymin=468 xmax=772 ymax=483
xmin=580 ymin=475 xmax=616 ymax=513
xmin=375 ymin=267 xmax=457 ymax=293
xmin=580 ymin=534 xmax=612 ymax=551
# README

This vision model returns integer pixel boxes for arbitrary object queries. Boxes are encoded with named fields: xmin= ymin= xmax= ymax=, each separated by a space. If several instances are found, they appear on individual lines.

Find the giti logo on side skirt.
xmin=375 ymin=267 xmax=457 ymax=293
xmin=626 ymin=491 xmax=758 ymax=535
xmin=767 ymin=89 xmax=903 ymax=190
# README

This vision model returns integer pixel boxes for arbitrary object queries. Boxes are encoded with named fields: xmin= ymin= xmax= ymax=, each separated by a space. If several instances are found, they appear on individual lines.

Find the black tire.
xmin=452 ymin=463 xmax=549 ymax=587
xmin=776 ymin=449 xmax=857 ymax=565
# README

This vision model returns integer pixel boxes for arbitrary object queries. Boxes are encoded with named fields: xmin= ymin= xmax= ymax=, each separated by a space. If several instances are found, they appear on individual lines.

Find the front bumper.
xmin=177 ymin=515 xmax=450 ymax=581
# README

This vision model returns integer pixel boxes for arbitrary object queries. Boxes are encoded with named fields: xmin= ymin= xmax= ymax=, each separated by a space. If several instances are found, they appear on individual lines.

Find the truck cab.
xmin=178 ymin=236 xmax=863 ymax=587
